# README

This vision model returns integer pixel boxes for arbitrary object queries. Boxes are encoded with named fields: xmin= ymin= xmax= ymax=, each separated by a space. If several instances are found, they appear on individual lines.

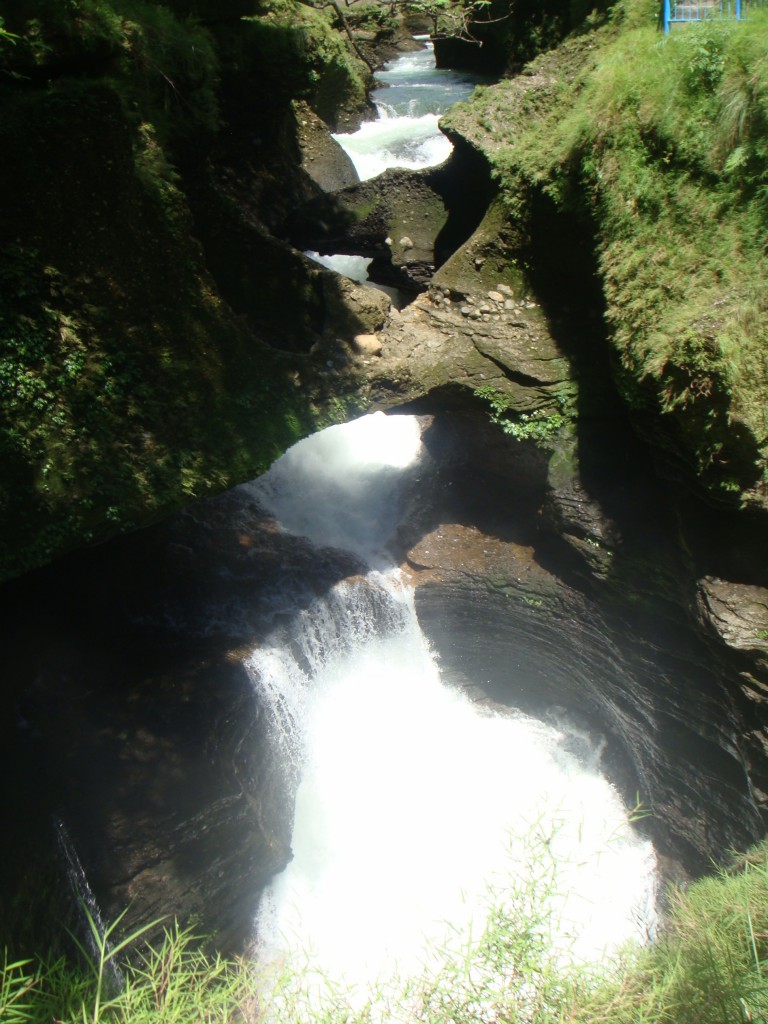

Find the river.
xmin=304 ymin=38 xmax=485 ymax=290
xmin=246 ymin=42 xmax=658 ymax=1011
xmin=0 ymin=38 xmax=659 ymax=1011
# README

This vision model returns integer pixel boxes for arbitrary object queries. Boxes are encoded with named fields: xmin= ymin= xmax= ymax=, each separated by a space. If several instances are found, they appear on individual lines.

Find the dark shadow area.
xmin=395 ymin=386 xmax=552 ymax=547
xmin=428 ymin=139 xmax=496 ymax=268
xmin=521 ymin=186 xmax=768 ymax=590
xmin=279 ymin=142 xmax=495 ymax=296
xmin=0 ymin=491 xmax=370 ymax=954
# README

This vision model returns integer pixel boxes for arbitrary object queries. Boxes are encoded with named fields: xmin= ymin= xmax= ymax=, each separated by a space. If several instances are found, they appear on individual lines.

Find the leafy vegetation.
xmin=0 ymin=0 xmax=221 ymax=148
xmin=4 ymin=839 xmax=768 ymax=1023
xmin=0 ymin=0 xmax=375 ymax=581
xmin=241 ymin=0 xmax=370 ymax=124
xmin=475 ymin=383 xmax=568 ymax=445
xmin=444 ymin=0 xmax=768 ymax=506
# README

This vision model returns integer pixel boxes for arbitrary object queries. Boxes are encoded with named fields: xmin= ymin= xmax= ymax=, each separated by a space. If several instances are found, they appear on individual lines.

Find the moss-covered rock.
xmin=442 ymin=5 xmax=768 ymax=513
xmin=0 ymin=0 xmax=388 ymax=582
xmin=0 ymin=79 xmax=320 ymax=580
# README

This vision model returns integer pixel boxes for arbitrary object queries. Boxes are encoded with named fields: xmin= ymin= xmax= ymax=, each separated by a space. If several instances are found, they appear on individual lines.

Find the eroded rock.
xmin=294 ymin=100 xmax=360 ymax=193
xmin=698 ymin=578 xmax=768 ymax=654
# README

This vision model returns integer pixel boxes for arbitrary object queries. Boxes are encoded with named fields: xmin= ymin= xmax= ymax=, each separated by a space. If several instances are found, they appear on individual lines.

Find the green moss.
xmin=446 ymin=10 xmax=768 ymax=507
xmin=0 ymin=0 xmax=379 ymax=580
xmin=0 ymin=77 xmax=323 ymax=581
xmin=242 ymin=0 xmax=370 ymax=125
xmin=0 ymin=0 xmax=220 ymax=148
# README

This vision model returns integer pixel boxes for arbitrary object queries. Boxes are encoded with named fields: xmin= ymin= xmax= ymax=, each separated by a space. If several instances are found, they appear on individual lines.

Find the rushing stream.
xmin=305 ymin=38 xmax=485 ymax=288
xmin=333 ymin=38 xmax=483 ymax=181
xmin=248 ymin=43 xmax=659 ymax=1007
xmin=246 ymin=413 xmax=657 ymax=1008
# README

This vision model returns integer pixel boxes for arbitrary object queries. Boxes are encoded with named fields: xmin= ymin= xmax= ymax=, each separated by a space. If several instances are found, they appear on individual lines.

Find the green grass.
xmin=5 ymin=839 xmax=768 ymax=1023
xmin=444 ymin=0 xmax=768 ymax=506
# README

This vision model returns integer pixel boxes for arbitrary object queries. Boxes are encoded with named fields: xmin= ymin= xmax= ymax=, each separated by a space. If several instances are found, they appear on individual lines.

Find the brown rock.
xmin=697 ymin=577 xmax=768 ymax=652
xmin=352 ymin=333 xmax=383 ymax=356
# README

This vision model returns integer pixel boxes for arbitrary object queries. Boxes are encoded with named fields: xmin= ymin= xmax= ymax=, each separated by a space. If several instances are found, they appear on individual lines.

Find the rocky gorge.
xmin=1 ymin=0 xmax=768 ymax=962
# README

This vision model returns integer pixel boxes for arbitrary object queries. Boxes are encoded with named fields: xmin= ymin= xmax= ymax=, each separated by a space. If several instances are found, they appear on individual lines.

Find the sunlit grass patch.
xmin=3 ymin=841 xmax=768 ymax=1023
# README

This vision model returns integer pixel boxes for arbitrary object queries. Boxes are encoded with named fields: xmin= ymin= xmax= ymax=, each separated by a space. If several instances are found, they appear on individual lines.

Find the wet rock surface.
xmin=0 ymin=494 xmax=367 ymax=951
xmin=294 ymin=100 xmax=360 ymax=194
xmin=403 ymin=512 xmax=765 ymax=873
xmin=697 ymin=578 xmax=768 ymax=655
xmin=284 ymin=167 xmax=450 ymax=290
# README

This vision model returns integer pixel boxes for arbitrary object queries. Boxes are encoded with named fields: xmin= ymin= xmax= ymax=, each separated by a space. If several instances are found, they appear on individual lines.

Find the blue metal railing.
xmin=663 ymin=0 xmax=745 ymax=32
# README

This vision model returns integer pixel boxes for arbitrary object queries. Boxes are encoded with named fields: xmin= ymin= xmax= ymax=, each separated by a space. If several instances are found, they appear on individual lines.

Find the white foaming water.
xmin=304 ymin=251 xmax=372 ymax=282
xmin=335 ymin=114 xmax=452 ymax=181
xmin=246 ymin=411 xmax=422 ymax=566
xmin=249 ymin=413 xmax=657 ymax=1009
xmin=333 ymin=40 xmax=481 ymax=181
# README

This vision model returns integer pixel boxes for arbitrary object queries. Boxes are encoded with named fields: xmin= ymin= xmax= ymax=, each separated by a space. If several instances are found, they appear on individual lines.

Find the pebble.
xmin=400 ymin=236 xmax=413 ymax=250
xmin=497 ymin=283 xmax=513 ymax=296
xmin=487 ymin=290 xmax=504 ymax=303
xmin=461 ymin=306 xmax=472 ymax=316
xmin=351 ymin=333 xmax=383 ymax=356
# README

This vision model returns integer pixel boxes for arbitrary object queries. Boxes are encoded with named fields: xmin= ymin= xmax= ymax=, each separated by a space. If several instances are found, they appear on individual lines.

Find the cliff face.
xmin=0 ymin=0 xmax=385 ymax=582
xmin=3 ymin=0 xmax=768 ymax=956
xmin=441 ymin=1 xmax=768 ymax=517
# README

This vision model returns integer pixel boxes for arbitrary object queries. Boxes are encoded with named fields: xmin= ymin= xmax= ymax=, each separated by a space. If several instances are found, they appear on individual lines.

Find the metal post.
xmin=736 ymin=0 xmax=742 ymax=19
xmin=664 ymin=0 xmax=672 ymax=31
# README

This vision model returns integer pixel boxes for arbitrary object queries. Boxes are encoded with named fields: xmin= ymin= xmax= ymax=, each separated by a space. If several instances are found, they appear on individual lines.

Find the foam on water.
xmin=332 ymin=40 xmax=482 ymax=180
xmin=334 ymin=113 xmax=451 ymax=181
xmin=248 ymin=414 xmax=658 ymax=1006
xmin=304 ymin=251 xmax=372 ymax=282
xmin=246 ymin=412 xmax=422 ymax=565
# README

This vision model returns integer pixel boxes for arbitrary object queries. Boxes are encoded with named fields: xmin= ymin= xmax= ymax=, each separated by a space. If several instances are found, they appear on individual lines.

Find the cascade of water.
xmin=333 ymin=40 xmax=484 ymax=182
xmin=307 ymin=40 xmax=485 ymax=298
xmin=54 ymin=818 xmax=125 ymax=993
xmin=248 ymin=414 xmax=658 ymax=1006
xmin=244 ymin=411 xmax=422 ymax=567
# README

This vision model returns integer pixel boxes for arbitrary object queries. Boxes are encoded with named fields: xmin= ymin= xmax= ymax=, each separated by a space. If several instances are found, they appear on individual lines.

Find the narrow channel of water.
xmin=305 ymin=38 xmax=484 ymax=288
xmin=333 ymin=38 xmax=482 ymax=181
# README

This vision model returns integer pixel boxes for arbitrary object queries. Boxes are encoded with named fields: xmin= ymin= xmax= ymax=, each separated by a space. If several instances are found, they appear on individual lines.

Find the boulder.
xmin=351 ymin=333 xmax=383 ymax=356
xmin=294 ymin=100 xmax=360 ymax=194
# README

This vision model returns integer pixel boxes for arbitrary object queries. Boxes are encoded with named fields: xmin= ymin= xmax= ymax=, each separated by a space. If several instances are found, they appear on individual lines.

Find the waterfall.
xmin=54 ymin=818 xmax=125 ymax=994
xmin=247 ymin=413 xmax=658 ymax=1008
xmin=252 ymin=41 xmax=657 ymax=1012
